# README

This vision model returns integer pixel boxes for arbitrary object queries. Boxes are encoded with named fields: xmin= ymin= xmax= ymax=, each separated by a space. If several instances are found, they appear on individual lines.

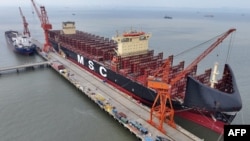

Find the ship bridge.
xmin=62 ymin=21 xmax=76 ymax=34
xmin=112 ymin=30 xmax=151 ymax=57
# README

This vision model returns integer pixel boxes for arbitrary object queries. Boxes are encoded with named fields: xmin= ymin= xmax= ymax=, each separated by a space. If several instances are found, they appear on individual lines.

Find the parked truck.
xmin=51 ymin=61 xmax=65 ymax=71
xmin=112 ymin=108 xmax=128 ymax=124
xmin=129 ymin=120 xmax=148 ymax=135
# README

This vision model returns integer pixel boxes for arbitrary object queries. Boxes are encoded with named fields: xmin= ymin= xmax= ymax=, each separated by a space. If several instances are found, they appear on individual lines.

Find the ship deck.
xmin=33 ymin=39 xmax=204 ymax=141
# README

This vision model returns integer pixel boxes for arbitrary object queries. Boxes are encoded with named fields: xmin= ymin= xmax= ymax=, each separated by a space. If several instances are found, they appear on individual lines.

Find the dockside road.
xmin=45 ymin=51 xmax=203 ymax=141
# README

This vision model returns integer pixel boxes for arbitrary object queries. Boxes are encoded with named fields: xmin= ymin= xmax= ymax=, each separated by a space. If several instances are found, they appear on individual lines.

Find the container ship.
xmin=48 ymin=21 xmax=242 ymax=134
xmin=5 ymin=30 xmax=36 ymax=55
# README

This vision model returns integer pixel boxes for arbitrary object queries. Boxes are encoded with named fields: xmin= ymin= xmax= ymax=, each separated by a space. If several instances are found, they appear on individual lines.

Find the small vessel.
xmin=48 ymin=21 xmax=242 ymax=134
xmin=204 ymin=14 xmax=214 ymax=18
xmin=4 ymin=7 xmax=36 ymax=55
xmin=164 ymin=15 xmax=173 ymax=19
xmin=5 ymin=30 xmax=36 ymax=55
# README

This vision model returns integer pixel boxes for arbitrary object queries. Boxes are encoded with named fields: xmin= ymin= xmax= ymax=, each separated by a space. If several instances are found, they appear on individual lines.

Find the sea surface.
xmin=0 ymin=6 xmax=249 ymax=141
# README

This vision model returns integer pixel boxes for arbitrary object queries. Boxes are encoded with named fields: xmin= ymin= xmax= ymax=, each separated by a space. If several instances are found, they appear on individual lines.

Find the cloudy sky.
xmin=1 ymin=0 xmax=250 ymax=9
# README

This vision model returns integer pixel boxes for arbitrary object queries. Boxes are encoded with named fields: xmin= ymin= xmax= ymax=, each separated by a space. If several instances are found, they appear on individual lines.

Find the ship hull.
xmin=49 ymin=39 xmax=240 ymax=134
xmin=50 ymin=40 xmax=156 ymax=104
xmin=5 ymin=30 xmax=36 ymax=55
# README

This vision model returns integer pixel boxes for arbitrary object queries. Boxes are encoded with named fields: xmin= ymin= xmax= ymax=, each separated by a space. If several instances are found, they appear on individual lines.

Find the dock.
xmin=0 ymin=61 xmax=49 ymax=74
xmin=33 ymin=39 xmax=204 ymax=141
xmin=48 ymin=52 xmax=203 ymax=141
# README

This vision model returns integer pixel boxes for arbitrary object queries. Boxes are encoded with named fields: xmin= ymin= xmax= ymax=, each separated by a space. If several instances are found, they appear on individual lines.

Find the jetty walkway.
xmin=0 ymin=61 xmax=49 ymax=73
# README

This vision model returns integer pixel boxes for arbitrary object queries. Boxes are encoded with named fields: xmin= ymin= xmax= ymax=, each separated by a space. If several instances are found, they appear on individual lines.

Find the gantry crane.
xmin=147 ymin=28 xmax=236 ymax=133
xmin=19 ymin=7 xmax=30 ymax=37
xmin=30 ymin=0 xmax=52 ymax=52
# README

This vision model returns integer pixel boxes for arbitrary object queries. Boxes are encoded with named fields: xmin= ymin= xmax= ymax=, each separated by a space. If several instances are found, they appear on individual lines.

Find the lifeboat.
xmin=123 ymin=31 xmax=145 ymax=37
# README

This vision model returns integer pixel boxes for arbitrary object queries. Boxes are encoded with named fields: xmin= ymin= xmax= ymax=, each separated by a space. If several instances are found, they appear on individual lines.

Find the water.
xmin=0 ymin=6 xmax=250 ymax=141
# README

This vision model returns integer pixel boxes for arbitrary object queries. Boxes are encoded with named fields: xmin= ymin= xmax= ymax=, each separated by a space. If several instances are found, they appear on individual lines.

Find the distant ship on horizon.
xmin=204 ymin=14 xmax=214 ymax=18
xmin=164 ymin=15 xmax=173 ymax=19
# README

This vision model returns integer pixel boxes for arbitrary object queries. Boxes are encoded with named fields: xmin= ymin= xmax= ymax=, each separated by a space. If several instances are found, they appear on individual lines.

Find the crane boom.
xmin=31 ymin=0 xmax=52 ymax=52
xmin=170 ymin=28 xmax=236 ymax=85
xmin=147 ymin=28 xmax=236 ymax=133
xmin=31 ymin=0 xmax=41 ymax=21
xmin=19 ymin=7 xmax=30 ymax=37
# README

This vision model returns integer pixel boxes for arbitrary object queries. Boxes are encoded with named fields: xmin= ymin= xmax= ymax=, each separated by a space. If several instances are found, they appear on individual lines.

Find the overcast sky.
xmin=2 ymin=0 xmax=250 ymax=9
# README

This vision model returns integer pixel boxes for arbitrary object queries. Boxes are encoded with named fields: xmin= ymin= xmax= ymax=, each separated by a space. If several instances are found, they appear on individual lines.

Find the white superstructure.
xmin=112 ymin=30 xmax=151 ymax=56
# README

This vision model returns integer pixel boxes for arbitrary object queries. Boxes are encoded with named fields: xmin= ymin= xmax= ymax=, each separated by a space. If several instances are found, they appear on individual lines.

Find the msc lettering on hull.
xmin=77 ymin=54 xmax=107 ymax=77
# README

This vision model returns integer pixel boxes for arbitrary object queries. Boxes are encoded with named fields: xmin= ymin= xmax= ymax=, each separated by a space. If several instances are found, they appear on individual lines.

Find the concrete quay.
xmin=45 ymin=51 xmax=203 ymax=141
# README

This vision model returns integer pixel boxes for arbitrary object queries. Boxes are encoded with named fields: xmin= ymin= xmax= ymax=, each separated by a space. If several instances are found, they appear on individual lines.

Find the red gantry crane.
xmin=19 ymin=7 xmax=30 ymax=37
xmin=31 ymin=0 xmax=52 ymax=52
xmin=147 ymin=28 xmax=236 ymax=133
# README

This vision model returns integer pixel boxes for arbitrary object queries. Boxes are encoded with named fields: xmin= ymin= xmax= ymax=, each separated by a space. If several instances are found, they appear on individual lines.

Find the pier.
xmin=0 ymin=61 xmax=49 ymax=74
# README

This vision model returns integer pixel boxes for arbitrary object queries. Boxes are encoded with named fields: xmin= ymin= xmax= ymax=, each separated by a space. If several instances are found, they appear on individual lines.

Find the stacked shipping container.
xmin=48 ymin=30 xmax=214 ymax=100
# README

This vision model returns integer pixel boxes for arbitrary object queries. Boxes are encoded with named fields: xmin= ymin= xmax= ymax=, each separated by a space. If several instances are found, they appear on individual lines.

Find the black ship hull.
xmin=50 ymin=40 xmax=156 ymax=105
